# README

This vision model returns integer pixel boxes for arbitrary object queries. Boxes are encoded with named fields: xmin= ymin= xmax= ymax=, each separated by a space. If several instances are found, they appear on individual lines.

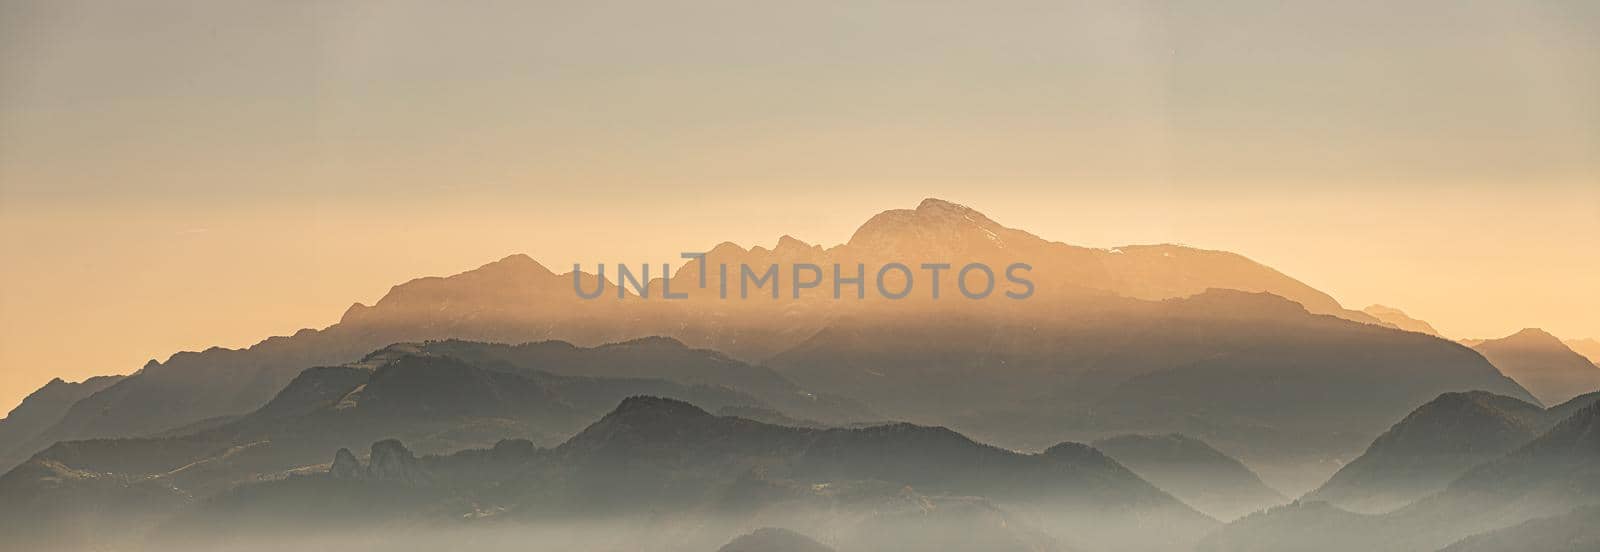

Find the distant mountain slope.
xmin=1442 ymin=399 xmax=1600 ymax=506
xmin=1 ymin=198 xmax=1390 ymax=466
xmin=556 ymin=397 xmax=1207 ymax=540
xmin=0 ymin=351 xmax=770 ymax=550
xmin=1198 ymin=402 xmax=1600 ymax=552
xmin=0 ymin=375 xmax=123 ymax=470
xmin=776 ymin=289 xmax=1532 ymax=436
xmin=417 ymin=338 xmax=873 ymax=424
xmin=1564 ymin=338 xmax=1600 ymax=366
xmin=144 ymin=397 xmax=1212 ymax=552
xmin=1473 ymin=328 xmax=1600 ymax=405
xmin=1195 ymin=501 xmax=1375 ymax=552
xmin=716 ymin=405 xmax=831 ymax=428
xmin=1093 ymin=433 xmax=1286 ymax=520
xmin=1383 ymin=400 xmax=1600 ymax=550
xmin=5 ymin=256 xmax=622 ymax=462
xmin=1361 ymin=304 xmax=1442 ymax=336
xmin=1303 ymin=391 xmax=1547 ymax=513
xmin=0 ymin=456 xmax=190 ymax=550
xmin=1544 ymin=390 xmax=1600 ymax=423
xmin=1438 ymin=504 xmax=1600 ymax=552
xmin=766 ymin=288 xmax=1534 ymax=496
xmin=719 ymin=528 xmax=835 ymax=552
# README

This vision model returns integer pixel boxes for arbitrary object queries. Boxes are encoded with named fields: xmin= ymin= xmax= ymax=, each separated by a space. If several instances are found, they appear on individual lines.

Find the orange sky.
xmin=1 ymin=1 xmax=1597 ymax=412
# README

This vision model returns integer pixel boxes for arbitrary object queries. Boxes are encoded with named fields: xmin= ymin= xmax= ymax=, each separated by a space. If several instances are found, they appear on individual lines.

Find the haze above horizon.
xmin=1 ymin=1 xmax=1596 ymax=412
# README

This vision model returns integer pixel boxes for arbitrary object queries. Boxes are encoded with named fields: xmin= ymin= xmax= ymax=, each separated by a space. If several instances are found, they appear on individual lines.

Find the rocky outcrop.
xmin=326 ymin=440 xmax=431 ymax=485
xmin=329 ymin=448 xmax=362 ymax=480
xmin=365 ymin=439 xmax=429 ymax=485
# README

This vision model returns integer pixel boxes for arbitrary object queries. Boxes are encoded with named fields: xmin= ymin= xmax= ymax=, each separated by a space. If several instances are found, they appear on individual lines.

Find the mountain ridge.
xmin=1093 ymin=433 xmax=1286 ymax=520
xmin=0 ymin=198 xmax=1527 ymax=484
xmin=1198 ymin=399 xmax=1600 ymax=552
xmin=1473 ymin=328 xmax=1600 ymax=406
xmin=0 ymin=375 xmax=125 ymax=466
xmin=1361 ymin=304 xmax=1442 ymax=336
xmin=139 ymin=396 xmax=1213 ymax=552
xmin=1302 ymin=391 xmax=1549 ymax=513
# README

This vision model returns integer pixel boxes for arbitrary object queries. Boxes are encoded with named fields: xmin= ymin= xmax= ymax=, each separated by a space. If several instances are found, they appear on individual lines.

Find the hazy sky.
xmin=1 ymin=1 xmax=1597 ymax=412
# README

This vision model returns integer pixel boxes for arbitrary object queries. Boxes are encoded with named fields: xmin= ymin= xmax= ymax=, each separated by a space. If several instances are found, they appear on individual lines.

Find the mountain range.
xmin=129 ymin=396 xmax=1208 ymax=552
xmin=1302 ymin=391 xmax=1551 ymax=514
xmin=1199 ymin=397 xmax=1600 ymax=551
xmin=1437 ymin=504 xmax=1600 ymax=552
xmin=0 ymin=375 xmax=125 ymax=465
xmin=0 ymin=199 xmax=1425 ymax=469
xmin=0 ymin=199 xmax=1550 ymax=492
xmin=1093 ymin=433 xmax=1286 ymax=521
xmin=0 ymin=339 xmax=814 ymax=515
xmin=1361 ymin=304 xmax=1443 ymax=337
xmin=1471 ymin=329 xmax=1600 ymax=406
xmin=0 ymin=197 xmax=1585 ymax=551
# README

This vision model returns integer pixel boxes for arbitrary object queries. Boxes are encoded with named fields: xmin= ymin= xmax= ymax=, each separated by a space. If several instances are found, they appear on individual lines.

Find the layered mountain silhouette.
xmin=0 ymin=375 xmax=123 ymax=465
xmin=771 ymin=287 xmax=1533 ymax=493
xmin=0 ymin=197 xmax=1572 ymax=552
xmin=1472 ymin=328 xmax=1600 ymax=405
xmin=1093 ymin=433 xmax=1286 ymax=520
xmin=129 ymin=397 xmax=1206 ymax=552
xmin=415 ymin=338 xmax=873 ymax=424
xmin=1361 ymin=304 xmax=1442 ymax=337
xmin=0 ymin=197 xmax=1388 ymax=464
xmin=1303 ymin=391 xmax=1549 ymax=513
xmin=1198 ymin=401 xmax=1600 ymax=552
xmin=1543 ymin=390 xmax=1600 ymax=423
xmin=0 ymin=199 xmax=1541 ymax=502
xmin=1438 ymin=504 xmax=1600 ymax=552
xmin=0 ymin=343 xmax=794 ymax=550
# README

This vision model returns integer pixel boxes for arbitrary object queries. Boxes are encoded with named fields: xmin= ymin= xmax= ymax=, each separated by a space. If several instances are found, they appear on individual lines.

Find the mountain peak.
xmin=608 ymin=395 xmax=711 ymax=420
xmin=1345 ymin=390 xmax=1548 ymax=459
xmin=598 ymin=335 xmax=690 ymax=351
xmin=1092 ymin=433 xmax=1286 ymax=521
xmin=477 ymin=253 xmax=554 ymax=276
xmin=1476 ymin=328 xmax=1565 ymax=349
xmin=1042 ymin=441 xmax=1111 ymax=463
xmin=1506 ymin=327 xmax=1561 ymax=343
xmin=1402 ymin=391 xmax=1544 ymax=428
xmin=847 ymin=198 xmax=1008 ymax=249
xmin=1302 ymin=390 xmax=1549 ymax=512
xmin=365 ymin=439 xmax=429 ymax=484
xmin=917 ymin=197 xmax=977 ymax=213
xmin=557 ymin=396 xmax=725 ymax=456
xmin=329 ymin=447 xmax=362 ymax=479
xmin=708 ymin=241 xmax=747 ymax=255
xmin=1473 ymin=327 xmax=1599 ymax=406
xmin=1169 ymin=289 xmax=1312 ymax=319
xmin=719 ymin=527 xmax=835 ymax=552
xmin=774 ymin=234 xmax=809 ymax=252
